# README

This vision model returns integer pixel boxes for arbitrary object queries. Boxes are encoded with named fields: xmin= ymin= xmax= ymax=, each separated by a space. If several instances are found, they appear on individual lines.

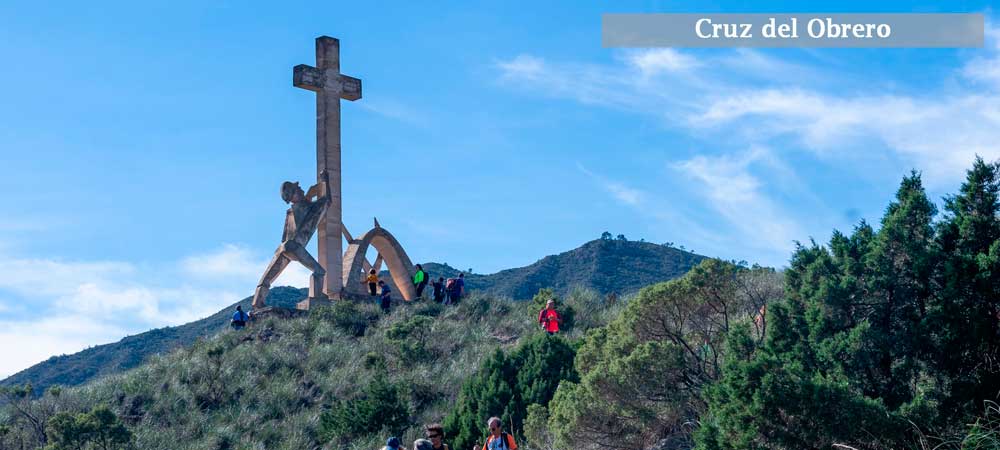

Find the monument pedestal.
xmin=296 ymin=296 xmax=333 ymax=311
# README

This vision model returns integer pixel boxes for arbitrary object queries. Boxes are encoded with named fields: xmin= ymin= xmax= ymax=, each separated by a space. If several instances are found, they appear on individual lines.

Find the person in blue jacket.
xmin=230 ymin=305 xmax=249 ymax=330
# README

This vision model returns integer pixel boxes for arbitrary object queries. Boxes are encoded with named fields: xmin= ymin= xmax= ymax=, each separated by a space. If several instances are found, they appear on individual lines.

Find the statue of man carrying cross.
xmin=251 ymin=36 xmax=363 ymax=308
xmin=252 ymin=170 xmax=332 ymax=309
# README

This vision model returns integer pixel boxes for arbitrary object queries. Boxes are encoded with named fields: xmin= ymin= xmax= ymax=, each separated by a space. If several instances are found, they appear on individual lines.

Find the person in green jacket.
xmin=413 ymin=264 xmax=428 ymax=298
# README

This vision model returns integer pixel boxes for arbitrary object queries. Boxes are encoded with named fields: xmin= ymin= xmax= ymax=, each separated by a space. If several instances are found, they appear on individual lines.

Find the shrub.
xmin=44 ymin=405 xmax=132 ymax=450
xmin=310 ymin=302 xmax=372 ymax=337
xmin=385 ymin=315 xmax=436 ymax=364
xmin=318 ymin=375 xmax=410 ymax=442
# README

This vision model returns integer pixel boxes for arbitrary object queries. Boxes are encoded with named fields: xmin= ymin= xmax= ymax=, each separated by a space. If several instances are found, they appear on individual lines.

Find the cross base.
xmin=296 ymin=295 xmax=333 ymax=311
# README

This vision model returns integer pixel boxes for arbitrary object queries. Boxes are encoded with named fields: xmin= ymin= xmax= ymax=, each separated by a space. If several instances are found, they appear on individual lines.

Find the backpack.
xmin=495 ymin=432 xmax=511 ymax=450
xmin=445 ymin=278 xmax=457 ymax=290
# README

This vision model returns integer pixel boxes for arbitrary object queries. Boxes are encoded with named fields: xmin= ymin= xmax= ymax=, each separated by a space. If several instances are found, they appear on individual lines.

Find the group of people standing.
xmin=235 ymin=264 xmax=563 ymax=337
xmin=366 ymin=264 xmax=466 ymax=313
xmin=382 ymin=418 xmax=517 ymax=450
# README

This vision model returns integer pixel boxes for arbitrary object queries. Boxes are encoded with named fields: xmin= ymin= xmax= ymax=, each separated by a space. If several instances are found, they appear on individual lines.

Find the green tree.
xmin=318 ymin=374 xmax=410 ymax=442
xmin=1 ymin=384 xmax=59 ymax=447
xmin=929 ymin=157 xmax=1000 ymax=420
xmin=444 ymin=334 xmax=577 ymax=450
xmin=45 ymin=406 xmax=132 ymax=450
xmin=549 ymin=259 xmax=782 ymax=450
xmin=696 ymin=171 xmax=965 ymax=450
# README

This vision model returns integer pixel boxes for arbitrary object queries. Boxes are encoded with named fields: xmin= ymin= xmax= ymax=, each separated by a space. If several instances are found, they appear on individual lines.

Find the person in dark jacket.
xmin=379 ymin=280 xmax=393 ymax=313
xmin=432 ymin=277 xmax=446 ymax=303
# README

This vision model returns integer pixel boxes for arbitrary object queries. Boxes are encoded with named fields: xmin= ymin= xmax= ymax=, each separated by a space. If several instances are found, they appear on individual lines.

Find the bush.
xmin=524 ymin=404 xmax=554 ymax=450
xmin=310 ymin=301 xmax=373 ymax=337
xmin=318 ymin=374 xmax=410 ymax=442
xmin=414 ymin=302 xmax=445 ymax=318
xmin=45 ymin=405 xmax=132 ymax=450
xmin=385 ymin=315 xmax=436 ymax=364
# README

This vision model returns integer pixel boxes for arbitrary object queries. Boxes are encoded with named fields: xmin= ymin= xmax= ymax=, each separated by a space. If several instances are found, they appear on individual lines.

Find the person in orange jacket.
xmin=481 ymin=417 xmax=516 ymax=450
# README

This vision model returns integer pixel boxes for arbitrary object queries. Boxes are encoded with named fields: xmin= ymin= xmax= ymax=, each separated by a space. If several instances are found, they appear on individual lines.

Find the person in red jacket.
xmin=538 ymin=299 xmax=562 ymax=336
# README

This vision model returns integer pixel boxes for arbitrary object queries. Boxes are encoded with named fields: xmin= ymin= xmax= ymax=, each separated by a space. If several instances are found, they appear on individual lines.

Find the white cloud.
xmin=181 ymin=243 xmax=261 ymax=280
xmin=0 ymin=244 xmax=312 ymax=378
xmin=0 ymin=317 xmax=117 ymax=379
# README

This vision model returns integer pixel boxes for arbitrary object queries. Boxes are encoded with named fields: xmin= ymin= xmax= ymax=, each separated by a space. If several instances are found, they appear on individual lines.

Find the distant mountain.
xmin=1 ymin=239 xmax=704 ymax=394
xmin=416 ymin=239 xmax=705 ymax=299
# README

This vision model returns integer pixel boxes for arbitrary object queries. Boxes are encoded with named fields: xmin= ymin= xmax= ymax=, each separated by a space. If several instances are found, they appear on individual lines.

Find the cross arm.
xmin=293 ymin=65 xmax=363 ymax=101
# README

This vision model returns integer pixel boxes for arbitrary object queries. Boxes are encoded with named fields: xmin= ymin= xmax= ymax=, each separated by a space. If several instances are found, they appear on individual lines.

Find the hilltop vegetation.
xmin=0 ymin=288 xmax=625 ymax=450
xmin=3 ymin=240 xmax=704 ymax=395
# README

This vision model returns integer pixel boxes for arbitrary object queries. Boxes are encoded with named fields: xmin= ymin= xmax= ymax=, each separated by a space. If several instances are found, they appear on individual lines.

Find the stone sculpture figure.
xmin=252 ymin=170 xmax=332 ymax=309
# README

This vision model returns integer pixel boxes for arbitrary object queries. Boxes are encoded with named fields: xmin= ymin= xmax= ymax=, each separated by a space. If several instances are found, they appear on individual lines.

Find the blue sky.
xmin=1 ymin=0 xmax=999 ymax=377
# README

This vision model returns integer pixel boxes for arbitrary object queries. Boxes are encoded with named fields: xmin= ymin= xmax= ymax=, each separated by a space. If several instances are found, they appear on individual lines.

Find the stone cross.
xmin=293 ymin=36 xmax=362 ymax=298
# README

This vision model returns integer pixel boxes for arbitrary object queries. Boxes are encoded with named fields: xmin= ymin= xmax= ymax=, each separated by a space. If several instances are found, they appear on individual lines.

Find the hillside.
xmin=2 ymin=291 xmax=625 ymax=449
xmin=414 ymin=239 xmax=705 ymax=299
xmin=2 ymin=239 xmax=704 ymax=395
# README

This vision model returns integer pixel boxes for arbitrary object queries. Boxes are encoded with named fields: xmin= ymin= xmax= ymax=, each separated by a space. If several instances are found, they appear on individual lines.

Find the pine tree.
xmin=930 ymin=157 xmax=1000 ymax=419
xmin=444 ymin=334 xmax=576 ymax=450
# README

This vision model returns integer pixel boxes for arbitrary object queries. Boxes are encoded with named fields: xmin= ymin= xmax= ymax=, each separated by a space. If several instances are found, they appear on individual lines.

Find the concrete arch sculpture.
xmin=342 ymin=221 xmax=417 ymax=301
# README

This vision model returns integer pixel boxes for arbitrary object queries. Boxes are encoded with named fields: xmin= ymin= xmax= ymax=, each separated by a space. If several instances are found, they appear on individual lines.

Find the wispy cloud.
xmin=358 ymin=97 xmax=431 ymax=127
xmin=671 ymin=147 xmax=805 ymax=254
xmin=495 ymin=38 xmax=1000 ymax=187
xmin=624 ymin=48 xmax=700 ymax=76
xmin=577 ymin=163 xmax=647 ymax=206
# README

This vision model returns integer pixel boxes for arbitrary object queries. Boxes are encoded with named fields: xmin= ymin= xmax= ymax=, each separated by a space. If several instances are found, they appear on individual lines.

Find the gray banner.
xmin=603 ymin=13 xmax=984 ymax=48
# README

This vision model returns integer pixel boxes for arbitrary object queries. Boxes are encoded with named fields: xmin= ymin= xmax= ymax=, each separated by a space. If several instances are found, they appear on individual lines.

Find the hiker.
xmin=446 ymin=273 xmax=465 ymax=305
xmin=425 ymin=423 xmax=450 ymax=450
xmin=538 ymin=299 xmax=562 ymax=335
xmin=413 ymin=439 xmax=434 ymax=450
xmin=413 ymin=264 xmax=428 ymax=298
xmin=432 ymin=277 xmax=446 ymax=304
xmin=230 ymin=305 xmax=249 ymax=330
xmin=481 ymin=417 xmax=517 ymax=450
xmin=383 ymin=437 xmax=404 ymax=450
xmin=365 ymin=268 xmax=379 ymax=296
xmin=379 ymin=280 xmax=393 ymax=313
